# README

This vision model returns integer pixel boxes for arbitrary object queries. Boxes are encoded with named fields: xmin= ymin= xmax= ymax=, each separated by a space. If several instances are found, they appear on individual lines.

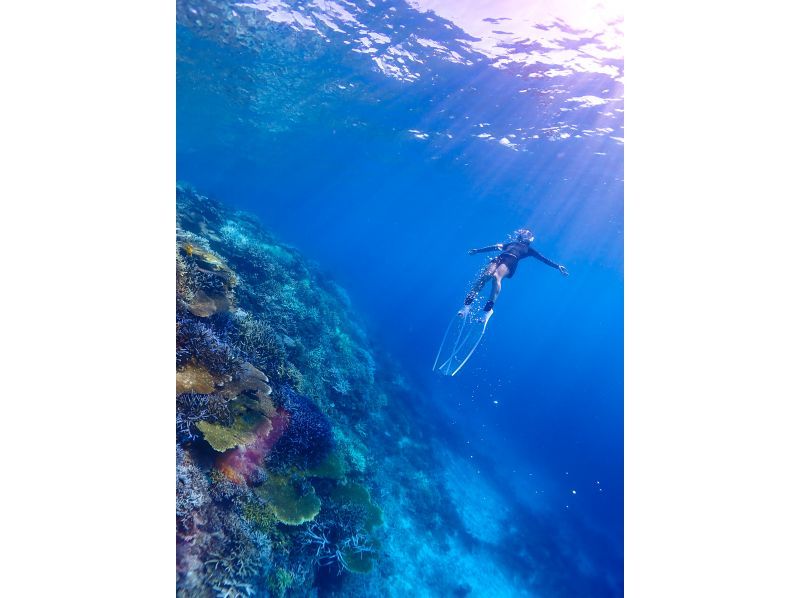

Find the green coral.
xmin=276 ymin=360 xmax=304 ymax=390
xmin=330 ymin=483 xmax=383 ymax=531
xmin=341 ymin=545 xmax=376 ymax=574
xmin=196 ymin=398 xmax=268 ymax=452
xmin=196 ymin=417 xmax=257 ymax=452
xmin=255 ymin=476 xmax=321 ymax=525
xmin=268 ymin=567 xmax=295 ymax=597
xmin=243 ymin=500 xmax=277 ymax=532
xmin=306 ymin=450 xmax=347 ymax=480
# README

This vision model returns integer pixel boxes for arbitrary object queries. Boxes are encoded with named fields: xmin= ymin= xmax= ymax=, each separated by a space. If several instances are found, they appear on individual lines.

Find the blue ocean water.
xmin=177 ymin=0 xmax=623 ymax=595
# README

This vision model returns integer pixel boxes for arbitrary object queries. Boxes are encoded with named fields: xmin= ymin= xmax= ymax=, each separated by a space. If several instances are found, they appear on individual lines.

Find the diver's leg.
xmin=483 ymin=265 xmax=508 ymax=315
xmin=464 ymin=275 xmax=489 ymax=306
xmin=489 ymin=275 xmax=502 ymax=302
xmin=463 ymin=262 xmax=497 ymax=308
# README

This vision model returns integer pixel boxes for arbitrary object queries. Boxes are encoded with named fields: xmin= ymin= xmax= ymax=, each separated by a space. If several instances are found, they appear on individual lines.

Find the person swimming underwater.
xmin=458 ymin=228 xmax=568 ymax=321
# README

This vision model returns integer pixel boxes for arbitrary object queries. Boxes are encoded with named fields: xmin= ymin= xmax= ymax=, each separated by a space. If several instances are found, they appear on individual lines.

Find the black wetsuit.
xmin=494 ymin=242 xmax=560 ymax=278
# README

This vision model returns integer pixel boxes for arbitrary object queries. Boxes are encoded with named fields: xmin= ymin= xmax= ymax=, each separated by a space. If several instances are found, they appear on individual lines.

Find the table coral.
xmin=176 ymin=363 xmax=216 ymax=395
xmin=197 ymin=418 xmax=259 ymax=453
xmin=218 ymin=362 xmax=273 ymax=408
xmin=255 ymin=476 xmax=321 ymax=526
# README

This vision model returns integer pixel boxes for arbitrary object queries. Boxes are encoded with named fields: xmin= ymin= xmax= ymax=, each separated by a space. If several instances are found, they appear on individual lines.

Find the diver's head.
xmin=512 ymin=228 xmax=535 ymax=244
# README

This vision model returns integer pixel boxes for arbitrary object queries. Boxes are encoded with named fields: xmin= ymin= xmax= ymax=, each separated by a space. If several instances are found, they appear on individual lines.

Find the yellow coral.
xmin=176 ymin=363 xmax=216 ymax=395
xmin=196 ymin=417 xmax=258 ymax=452
xmin=255 ymin=477 xmax=321 ymax=526
xmin=188 ymin=289 xmax=232 ymax=318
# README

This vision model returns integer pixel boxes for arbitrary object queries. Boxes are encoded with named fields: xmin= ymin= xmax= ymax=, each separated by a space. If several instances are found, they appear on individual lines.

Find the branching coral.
xmin=338 ymin=533 xmax=377 ymax=574
xmin=201 ymin=520 xmax=270 ymax=598
xmin=176 ymin=312 xmax=242 ymax=379
xmin=176 ymin=447 xmax=212 ymax=595
xmin=176 ymin=392 xmax=231 ymax=444
xmin=291 ymin=477 xmax=384 ymax=580
xmin=301 ymin=521 xmax=377 ymax=575
xmin=177 ymin=446 xmax=273 ymax=598
xmin=326 ymin=365 xmax=352 ymax=395
xmin=270 ymin=386 xmax=333 ymax=470
xmin=176 ymin=445 xmax=210 ymax=530
xmin=267 ymin=567 xmax=296 ymax=598
xmin=232 ymin=313 xmax=290 ymax=376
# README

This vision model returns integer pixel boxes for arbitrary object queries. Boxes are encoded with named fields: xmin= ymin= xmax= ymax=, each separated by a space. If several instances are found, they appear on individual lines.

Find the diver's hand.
xmin=468 ymin=249 xmax=477 ymax=255
xmin=558 ymin=265 xmax=569 ymax=277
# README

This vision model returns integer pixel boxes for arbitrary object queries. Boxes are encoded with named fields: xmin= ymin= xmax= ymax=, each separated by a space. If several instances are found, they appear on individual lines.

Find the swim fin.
xmin=433 ymin=305 xmax=492 ymax=376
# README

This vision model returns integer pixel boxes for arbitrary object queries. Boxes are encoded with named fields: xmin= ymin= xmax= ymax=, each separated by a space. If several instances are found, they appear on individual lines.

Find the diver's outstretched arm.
xmin=468 ymin=244 xmax=503 ymax=255
xmin=530 ymin=248 xmax=569 ymax=276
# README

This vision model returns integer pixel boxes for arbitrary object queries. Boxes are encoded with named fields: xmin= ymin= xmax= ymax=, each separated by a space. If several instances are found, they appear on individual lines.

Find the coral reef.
xmin=255 ymin=476 xmax=322 ymax=526
xmin=197 ymin=418 xmax=259 ymax=453
xmin=176 ymin=392 xmax=231 ymax=444
xmin=177 ymin=185 xmax=392 ymax=596
xmin=269 ymin=386 xmax=333 ymax=471
xmin=176 ymin=312 xmax=242 ymax=380
xmin=328 ymin=483 xmax=384 ymax=533
xmin=216 ymin=410 xmax=290 ymax=484
xmin=306 ymin=450 xmax=347 ymax=480
xmin=177 ymin=232 xmax=238 ymax=318
xmin=176 ymin=445 xmax=271 ymax=598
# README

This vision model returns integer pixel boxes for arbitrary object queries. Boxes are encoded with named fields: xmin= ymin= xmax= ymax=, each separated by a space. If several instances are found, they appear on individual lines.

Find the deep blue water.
xmin=178 ymin=0 xmax=623 ymax=594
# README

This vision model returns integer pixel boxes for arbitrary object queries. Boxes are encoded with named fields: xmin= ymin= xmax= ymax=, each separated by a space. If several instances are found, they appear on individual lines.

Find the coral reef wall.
xmin=176 ymin=184 xmax=416 ymax=597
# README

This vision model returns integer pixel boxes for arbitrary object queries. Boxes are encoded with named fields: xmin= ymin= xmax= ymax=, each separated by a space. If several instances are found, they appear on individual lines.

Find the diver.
xmin=458 ymin=229 xmax=569 ymax=321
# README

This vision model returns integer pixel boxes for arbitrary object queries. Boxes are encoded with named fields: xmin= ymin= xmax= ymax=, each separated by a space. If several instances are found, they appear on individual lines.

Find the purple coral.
xmin=176 ymin=311 xmax=242 ymax=377
xmin=270 ymin=386 xmax=333 ymax=470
